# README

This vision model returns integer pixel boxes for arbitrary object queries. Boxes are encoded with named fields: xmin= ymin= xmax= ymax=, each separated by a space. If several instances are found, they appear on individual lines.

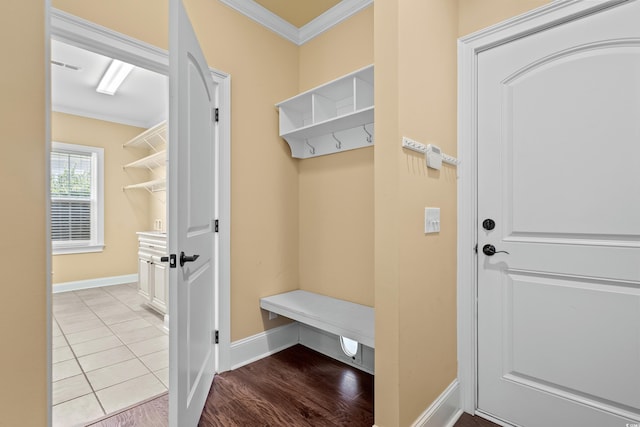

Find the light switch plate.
xmin=425 ymin=207 xmax=440 ymax=233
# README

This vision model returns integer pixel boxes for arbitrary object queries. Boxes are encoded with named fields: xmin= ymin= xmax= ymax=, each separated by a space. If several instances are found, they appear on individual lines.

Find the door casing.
xmin=456 ymin=0 xmax=632 ymax=418
xmin=46 ymin=8 xmax=232 ymax=425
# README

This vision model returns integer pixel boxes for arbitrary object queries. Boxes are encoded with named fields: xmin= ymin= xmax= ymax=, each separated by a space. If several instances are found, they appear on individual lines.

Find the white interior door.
xmin=477 ymin=1 xmax=640 ymax=426
xmin=168 ymin=0 xmax=218 ymax=425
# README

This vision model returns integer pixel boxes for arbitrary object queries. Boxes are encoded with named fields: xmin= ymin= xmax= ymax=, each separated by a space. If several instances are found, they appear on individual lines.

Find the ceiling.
xmin=51 ymin=39 xmax=168 ymax=129
xmin=50 ymin=0 xmax=367 ymax=127
xmin=253 ymin=0 xmax=342 ymax=27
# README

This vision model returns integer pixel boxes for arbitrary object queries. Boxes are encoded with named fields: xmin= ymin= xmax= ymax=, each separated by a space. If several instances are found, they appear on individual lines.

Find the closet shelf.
xmin=123 ymin=150 xmax=167 ymax=170
xmin=281 ymin=107 xmax=373 ymax=140
xmin=123 ymin=121 xmax=167 ymax=151
xmin=123 ymin=178 xmax=166 ymax=193
xmin=276 ymin=65 xmax=374 ymax=159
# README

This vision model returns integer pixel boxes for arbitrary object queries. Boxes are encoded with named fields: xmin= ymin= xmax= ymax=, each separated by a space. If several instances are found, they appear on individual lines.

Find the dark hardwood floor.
xmin=454 ymin=413 xmax=500 ymax=427
xmin=199 ymin=344 xmax=374 ymax=426
xmin=88 ymin=344 xmax=498 ymax=427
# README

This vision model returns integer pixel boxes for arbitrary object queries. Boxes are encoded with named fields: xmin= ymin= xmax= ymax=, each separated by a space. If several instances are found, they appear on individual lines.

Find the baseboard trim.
xmin=52 ymin=274 xmax=138 ymax=293
xmin=411 ymin=379 xmax=463 ymax=427
xmin=230 ymin=322 xmax=299 ymax=370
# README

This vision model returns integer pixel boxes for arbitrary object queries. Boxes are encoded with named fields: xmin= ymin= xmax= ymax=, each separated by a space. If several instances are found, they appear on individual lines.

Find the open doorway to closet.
xmin=50 ymin=38 xmax=171 ymax=426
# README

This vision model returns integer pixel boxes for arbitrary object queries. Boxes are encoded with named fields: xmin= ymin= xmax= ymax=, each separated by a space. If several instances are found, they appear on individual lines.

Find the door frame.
xmin=47 ymin=5 xmax=232 ymax=414
xmin=456 ymin=0 xmax=631 ymax=417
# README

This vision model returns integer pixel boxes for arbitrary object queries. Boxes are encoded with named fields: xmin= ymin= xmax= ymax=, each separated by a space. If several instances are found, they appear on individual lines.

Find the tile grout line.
xmin=53 ymin=285 xmax=169 ymax=421
xmin=73 ymin=286 xmax=169 ymax=410
xmin=52 ymin=314 xmax=107 ymax=416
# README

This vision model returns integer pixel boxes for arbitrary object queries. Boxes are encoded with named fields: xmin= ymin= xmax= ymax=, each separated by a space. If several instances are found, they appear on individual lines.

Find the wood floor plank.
xmin=454 ymin=413 xmax=501 ymax=427
xmin=88 ymin=345 xmax=374 ymax=426
xmin=86 ymin=344 xmax=504 ymax=427
xmin=199 ymin=345 xmax=374 ymax=427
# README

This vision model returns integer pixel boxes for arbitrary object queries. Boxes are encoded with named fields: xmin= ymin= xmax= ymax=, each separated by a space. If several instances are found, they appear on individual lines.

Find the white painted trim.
xmin=298 ymin=0 xmax=373 ymax=45
xmin=217 ymin=0 xmax=299 ymax=44
xmin=213 ymin=70 xmax=232 ymax=373
xmin=49 ymin=3 xmax=232 ymax=381
xmin=411 ymin=380 xmax=462 ymax=427
xmin=52 ymin=274 xmax=138 ymax=293
xmin=45 ymin=3 xmax=53 ymax=426
xmin=217 ymin=0 xmax=372 ymax=46
xmin=51 ymin=9 xmax=169 ymax=75
xmin=456 ymin=0 xmax=632 ymax=416
xmin=230 ymin=323 xmax=299 ymax=370
xmin=230 ymin=322 xmax=377 ymax=374
xmin=52 ymin=104 xmax=156 ymax=129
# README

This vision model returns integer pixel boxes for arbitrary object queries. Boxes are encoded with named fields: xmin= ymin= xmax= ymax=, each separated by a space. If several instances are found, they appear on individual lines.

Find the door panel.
xmin=477 ymin=1 xmax=640 ymax=425
xmin=169 ymin=0 xmax=217 ymax=426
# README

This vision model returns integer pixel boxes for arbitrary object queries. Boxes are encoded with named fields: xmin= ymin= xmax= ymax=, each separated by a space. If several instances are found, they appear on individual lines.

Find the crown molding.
xmin=218 ymin=0 xmax=373 ymax=46
xmin=218 ymin=0 xmax=299 ymax=44
xmin=299 ymin=0 xmax=373 ymax=45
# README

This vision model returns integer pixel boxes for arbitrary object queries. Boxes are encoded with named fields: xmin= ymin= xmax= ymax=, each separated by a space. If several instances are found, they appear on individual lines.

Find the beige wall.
xmin=375 ymin=0 xmax=459 ymax=425
xmin=51 ymin=112 xmax=150 ymax=284
xmin=53 ymin=0 xmax=300 ymax=341
xmin=298 ymin=7 xmax=374 ymax=306
xmin=396 ymin=3 xmax=459 ymax=424
xmin=458 ymin=0 xmax=549 ymax=36
xmin=0 ymin=0 xmax=556 ymax=423
xmin=0 ymin=2 xmax=47 ymax=425
xmin=373 ymin=1 xmax=551 ymax=426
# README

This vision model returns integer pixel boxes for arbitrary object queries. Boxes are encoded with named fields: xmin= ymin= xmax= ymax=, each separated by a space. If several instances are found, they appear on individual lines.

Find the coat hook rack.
xmin=305 ymin=139 xmax=316 ymax=155
xmin=332 ymin=132 xmax=342 ymax=149
xmin=363 ymin=124 xmax=373 ymax=143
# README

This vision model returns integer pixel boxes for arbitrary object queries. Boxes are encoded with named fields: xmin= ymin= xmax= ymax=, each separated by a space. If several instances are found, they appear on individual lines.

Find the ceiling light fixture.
xmin=96 ymin=59 xmax=134 ymax=95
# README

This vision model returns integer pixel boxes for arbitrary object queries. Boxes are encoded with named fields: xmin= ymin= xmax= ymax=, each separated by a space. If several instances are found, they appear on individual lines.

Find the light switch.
xmin=425 ymin=207 xmax=440 ymax=234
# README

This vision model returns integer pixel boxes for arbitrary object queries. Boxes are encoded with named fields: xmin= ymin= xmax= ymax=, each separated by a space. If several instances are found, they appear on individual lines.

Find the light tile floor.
xmin=52 ymin=283 xmax=169 ymax=427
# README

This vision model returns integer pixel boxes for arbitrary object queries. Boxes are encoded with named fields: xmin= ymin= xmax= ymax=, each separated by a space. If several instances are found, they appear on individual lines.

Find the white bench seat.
xmin=260 ymin=290 xmax=375 ymax=348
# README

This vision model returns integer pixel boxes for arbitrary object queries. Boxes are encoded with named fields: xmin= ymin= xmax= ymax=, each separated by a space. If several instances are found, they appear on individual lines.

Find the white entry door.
xmin=477 ymin=1 xmax=640 ymax=426
xmin=168 ymin=0 xmax=218 ymax=426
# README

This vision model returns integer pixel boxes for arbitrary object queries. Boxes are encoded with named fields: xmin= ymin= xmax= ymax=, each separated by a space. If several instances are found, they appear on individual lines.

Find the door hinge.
xmin=474 ymin=244 xmax=478 ymax=254
xmin=213 ymin=330 xmax=219 ymax=344
xmin=214 ymin=219 xmax=219 ymax=233
xmin=214 ymin=108 xmax=219 ymax=122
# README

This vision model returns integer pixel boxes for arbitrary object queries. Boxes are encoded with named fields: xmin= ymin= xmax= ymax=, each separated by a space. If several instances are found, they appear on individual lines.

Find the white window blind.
xmin=51 ymin=142 xmax=104 ymax=254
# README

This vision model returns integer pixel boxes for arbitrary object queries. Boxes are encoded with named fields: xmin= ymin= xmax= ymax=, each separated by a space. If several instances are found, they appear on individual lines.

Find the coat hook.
xmin=363 ymin=124 xmax=372 ymax=143
xmin=305 ymin=139 xmax=316 ymax=155
xmin=332 ymin=132 xmax=342 ymax=149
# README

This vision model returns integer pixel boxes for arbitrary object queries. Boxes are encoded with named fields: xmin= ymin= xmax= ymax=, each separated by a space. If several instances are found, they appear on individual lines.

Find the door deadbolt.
xmin=482 ymin=219 xmax=496 ymax=231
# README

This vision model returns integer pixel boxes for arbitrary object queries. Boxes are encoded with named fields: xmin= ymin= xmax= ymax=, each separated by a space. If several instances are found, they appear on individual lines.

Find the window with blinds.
xmin=51 ymin=142 xmax=104 ymax=254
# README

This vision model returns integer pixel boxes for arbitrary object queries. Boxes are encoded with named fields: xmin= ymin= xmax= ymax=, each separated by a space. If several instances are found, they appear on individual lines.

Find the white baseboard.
xmin=411 ymin=379 xmax=462 ymax=427
xmin=299 ymin=324 xmax=375 ymax=374
xmin=229 ymin=322 xmax=377 ymax=375
xmin=52 ymin=274 xmax=138 ymax=293
xmin=230 ymin=322 xmax=299 ymax=370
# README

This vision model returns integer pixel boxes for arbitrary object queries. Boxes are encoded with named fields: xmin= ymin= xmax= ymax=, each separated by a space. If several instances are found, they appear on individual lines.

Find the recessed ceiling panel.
xmin=51 ymin=40 xmax=168 ymax=129
xmin=254 ymin=0 xmax=342 ymax=27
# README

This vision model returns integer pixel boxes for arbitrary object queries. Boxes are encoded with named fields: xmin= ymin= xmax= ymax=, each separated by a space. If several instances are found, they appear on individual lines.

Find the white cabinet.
xmin=123 ymin=121 xmax=167 ymax=192
xmin=137 ymin=232 xmax=168 ymax=327
xmin=276 ymin=65 xmax=374 ymax=159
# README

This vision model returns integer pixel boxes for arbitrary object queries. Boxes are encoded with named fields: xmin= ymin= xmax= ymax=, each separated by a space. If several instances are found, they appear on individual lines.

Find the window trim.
xmin=51 ymin=141 xmax=104 ymax=255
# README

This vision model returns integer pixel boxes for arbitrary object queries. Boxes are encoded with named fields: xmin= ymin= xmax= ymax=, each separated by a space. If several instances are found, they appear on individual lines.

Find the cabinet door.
xmin=151 ymin=262 xmax=168 ymax=314
xmin=138 ymin=258 xmax=151 ymax=300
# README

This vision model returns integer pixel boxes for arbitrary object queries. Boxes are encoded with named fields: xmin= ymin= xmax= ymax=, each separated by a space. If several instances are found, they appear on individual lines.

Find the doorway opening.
xmin=48 ymin=8 xmax=231 ymax=426
xmin=50 ymin=37 xmax=171 ymax=426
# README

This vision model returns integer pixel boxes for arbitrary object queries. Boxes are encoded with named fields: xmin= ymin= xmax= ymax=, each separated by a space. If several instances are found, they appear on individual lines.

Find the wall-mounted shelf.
xmin=123 ymin=121 xmax=167 ymax=192
xmin=123 ymin=178 xmax=166 ymax=193
xmin=123 ymin=150 xmax=166 ymax=170
xmin=276 ymin=65 xmax=374 ymax=159
xmin=123 ymin=121 xmax=167 ymax=152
